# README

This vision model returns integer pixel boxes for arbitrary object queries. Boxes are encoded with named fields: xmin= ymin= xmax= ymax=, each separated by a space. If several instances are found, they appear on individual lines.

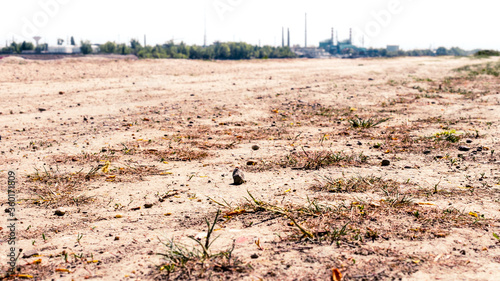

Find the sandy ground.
xmin=0 ymin=56 xmax=499 ymax=280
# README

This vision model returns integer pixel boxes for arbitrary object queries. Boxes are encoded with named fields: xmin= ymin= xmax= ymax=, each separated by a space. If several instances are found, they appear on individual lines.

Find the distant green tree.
xmin=136 ymin=45 xmax=152 ymax=58
xmin=10 ymin=42 xmax=21 ymax=53
xmin=449 ymin=47 xmax=466 ymax=56
xmin=177 ymin=42 xmax=189 ymax=58
xmin=80 ymin=41 xmax=93 ymax=54
xmin=116 ymin=43 xmax=131 ymax=55
xmin=436 ymin=47 xmax=448 ymax=56
xmin=100 ymin=41 xmax=116 ymax=53
xmin=130 ymin=39 xmax=142 ymax=55
xmin=21 ymin=41 xmax=35 ymax=51
xmin=475 ymin=50 xmax=500 ymax=57
xmin=215 ymin=43 xmax=230 ymax=59
xmin=1 ymin=46 xmax=14 ymax=53
xmin=189 ymin=45 xmax=202 ymax=59
xmin=70 ymin=36 xmax=75 ymax=46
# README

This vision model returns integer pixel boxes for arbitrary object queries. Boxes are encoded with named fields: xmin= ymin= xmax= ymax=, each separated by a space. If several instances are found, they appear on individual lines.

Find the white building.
xmin=387 ymin=45 xmax=400 ymax=52
xmin=46 ymin=45 xmax=99 ymax=54
xmin=47 ymin=45 xmax=81 ymax=53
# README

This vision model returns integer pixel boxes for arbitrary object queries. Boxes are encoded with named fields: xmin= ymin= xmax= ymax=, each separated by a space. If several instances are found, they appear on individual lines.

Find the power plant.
xmin=319 ymin=28 xmax=367 ymax=56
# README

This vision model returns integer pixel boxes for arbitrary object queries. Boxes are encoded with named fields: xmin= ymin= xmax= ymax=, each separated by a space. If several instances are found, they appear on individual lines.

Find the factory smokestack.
xmin=331 ymin=28 xmax=334 ymax=45
xmin=304 ymin=13 xmax=307 ymax=48
xmin=287 ymin=28 xmax=290 ymax=47
xmin=282 ymin=27 xmax=284 ymax=47
xmin=349 ymin=28 xmax=352 ymax=44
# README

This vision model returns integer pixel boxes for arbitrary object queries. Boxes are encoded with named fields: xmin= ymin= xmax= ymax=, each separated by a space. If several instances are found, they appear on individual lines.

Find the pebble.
xmin=246 ymin=160 xmax=258 ymax=166
xmin=54 ymin=208 xmax=66 ymax=216
xmin=251 ymin=145 xmax=260 ymax=151
xmin=22 ymin=250 xmax=39 ymax=258
xmin=423 ymin=150 xmax=431 ymax=155
xmin=232 ymin=168 xmax=245 ymax=185
xmin=458 ymin=146 xmax=470 ymax=152
xmin=250 ymin=253 xmax=259 ymax=259
xmin=466 ymin=139 xmax=472 ymax=144
xmin=144 ymin=204 xmax=153 ymax=209
xmin=381 ymin=160 xmax=390 ymax=166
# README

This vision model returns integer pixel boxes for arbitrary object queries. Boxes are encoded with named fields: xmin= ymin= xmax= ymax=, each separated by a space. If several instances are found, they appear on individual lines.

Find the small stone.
xmin=38 ymin=108 xmax=47 ymax=112
xmin=381 ymin=160 xmax=390 ymax=166
xmin=250 ymin=253 xmax=259 ymax=259
xmin=466 ymin=139 xmax=472 ymax=144
xmin=232 ymin=167 xmax=245 ymax=185
xmin=357 ymin=141 xmax=362 ymax=145
xmin=423 ymin=150 xmax=431 ymax=155
xmin=246 ymin=160 xmax=257 ymax=166
xmin=54 ymin=208 xmax=66 ymax=216
xmin=114 ymin=236 xmax=120 ymax=241
xmin=22 ymin=250 xmax=39 ymax=258
xmin=404 ymin=166 xmax=412 ymax=169
xmin=251 ymin=145 xmax=260 ymax=151
xmin=144 ymin=203 xmax=153 ymax=209
xmin=458 ymin=146 xmax=470 ymax=152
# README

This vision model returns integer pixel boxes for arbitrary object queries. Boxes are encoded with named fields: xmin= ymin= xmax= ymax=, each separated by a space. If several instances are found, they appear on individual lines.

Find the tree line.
xmin=346 ymin=46 xmax=480 ymax=58
xmin=1 ymin=39 xmax=497 ymax=60
xmin=80 ymin=39 xmax=296 ymax=59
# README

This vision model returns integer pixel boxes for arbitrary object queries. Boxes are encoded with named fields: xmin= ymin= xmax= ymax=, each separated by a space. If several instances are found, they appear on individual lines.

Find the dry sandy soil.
xmin=0 ymin=56 xmax=499 ymax=280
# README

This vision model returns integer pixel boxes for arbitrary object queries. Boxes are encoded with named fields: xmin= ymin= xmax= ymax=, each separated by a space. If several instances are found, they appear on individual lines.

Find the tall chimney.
xmin=304 ymin=13 xmax=307 ymax=48
xmin=331 ymin=28 xmax=334 ymax=45
xmin=349 ymin=28 xmax=352 ymax=44
xmin=144 ymin=34 xmax=146 ymax=47
xmin=287 ymin=28 xmax=290 ymax=47
xmin=282 ymin=27 xmax=284 ymax=47
xmin=204 ymin=14 xmax=207 ymax=47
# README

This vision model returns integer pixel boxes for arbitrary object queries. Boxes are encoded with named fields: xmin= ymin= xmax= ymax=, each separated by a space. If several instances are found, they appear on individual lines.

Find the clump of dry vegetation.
xmin=311 ymin=175 xmax=401 ymax=193
xmin=155 ymin=210 xmax=251 ymax=280
xmin=280 ymin=150 xmax=369 ymax=170
xmin=25 ymin=163 xmax=163 ymax=207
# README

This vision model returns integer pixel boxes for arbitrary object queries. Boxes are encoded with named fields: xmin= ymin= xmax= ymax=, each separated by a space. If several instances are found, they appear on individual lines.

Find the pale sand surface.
xmin=0 ymin=56 xmax=499 ymax=280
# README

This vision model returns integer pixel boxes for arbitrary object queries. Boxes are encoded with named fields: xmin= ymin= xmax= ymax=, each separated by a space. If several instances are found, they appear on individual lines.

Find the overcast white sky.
xmin=1 ymin=0 xmax=499 ymax=50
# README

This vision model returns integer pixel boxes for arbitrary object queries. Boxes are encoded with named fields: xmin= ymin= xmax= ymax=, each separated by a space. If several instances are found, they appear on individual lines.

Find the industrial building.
xmin=319 ymin=28 xmax=367 ymax=57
